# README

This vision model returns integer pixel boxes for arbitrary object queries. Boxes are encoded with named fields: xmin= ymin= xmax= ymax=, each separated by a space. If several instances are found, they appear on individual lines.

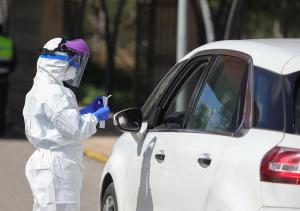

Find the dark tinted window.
xmin=295 ymin=80 xmax=300 ymax=133
xmin=189 ymin=55 xmax=248 ymax=133
xmin=253 ymin=67 xmax=284 ymax=131
xmin=283 ymin=72 xmax=300 ymax=134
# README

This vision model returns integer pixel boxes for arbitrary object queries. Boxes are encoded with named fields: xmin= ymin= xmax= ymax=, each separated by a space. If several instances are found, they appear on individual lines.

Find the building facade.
xmin=7 ymin=0 xmax=63 ymax=135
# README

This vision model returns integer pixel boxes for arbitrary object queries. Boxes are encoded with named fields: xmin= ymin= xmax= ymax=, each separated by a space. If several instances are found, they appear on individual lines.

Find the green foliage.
xmin=112 ymin=89 xmax=135 ymax=110
xmin=79 ymin=85 xmax=135 ymax=111
xmin=83 ymin=0 xmax=136 ymax=50
xmin=206 ymin=0 xmax=300 ymax=39
xmin=78 ymin=58 xmax=134 ymax=111
xmin=80 ymin=85 xmax=106 ymax=106
xmin=78 ymin=0 xmax=136 ymax=111
xmin=238 ymin=0 xmax=300 ymax=38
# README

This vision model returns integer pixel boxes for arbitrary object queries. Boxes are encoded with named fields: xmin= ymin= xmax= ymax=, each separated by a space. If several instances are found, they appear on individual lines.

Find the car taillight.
xmin=261 ymin=147 xmax=300 ymax=185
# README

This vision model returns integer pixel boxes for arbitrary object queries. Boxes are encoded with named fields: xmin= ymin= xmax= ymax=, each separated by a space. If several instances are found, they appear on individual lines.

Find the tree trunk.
xmin=100 ymin=0 xmax=127 ymax=103
xmin=224 ymin=0 xmax=245 ymax=40
xmin=198 ymin=0 xmax=215 ymax=43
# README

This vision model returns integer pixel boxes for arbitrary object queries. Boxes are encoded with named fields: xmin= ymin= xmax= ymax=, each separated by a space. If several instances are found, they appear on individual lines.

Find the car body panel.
xmin=206 ymin=129 xmax=284 ymax=211
xmin=181 ymin=39 xmax=300 ymax=74
xmin=282 ymin=54 xmax=300 ymax=75
xmin=99 ymin=133 xmax=136 ymax=211
xmin=261 ymin=133 xmax=300 ymax=209
xmin=258 ymin=207 xmax=300 ymax=211
xmin=261 ymin=182 xmax=300 ymax=208
xmin=149 ymin=131 xmax=231 ymax=211
xmin=124 ymin=132 xmax=170 ymax=211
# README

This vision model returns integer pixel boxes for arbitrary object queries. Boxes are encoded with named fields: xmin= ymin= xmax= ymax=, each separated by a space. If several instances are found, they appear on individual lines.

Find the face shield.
xmin=38 ymin=38 xmax=90 ymax=87
xmin=64 ymin=51 xmax=89 ymax=87
xmin=60 ymin=39 xmax=90 ymax=87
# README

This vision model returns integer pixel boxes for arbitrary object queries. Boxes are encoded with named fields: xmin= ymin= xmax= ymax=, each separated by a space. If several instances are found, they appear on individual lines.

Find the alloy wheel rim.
xmin=103 ymin=195 xmax=115 ymax=211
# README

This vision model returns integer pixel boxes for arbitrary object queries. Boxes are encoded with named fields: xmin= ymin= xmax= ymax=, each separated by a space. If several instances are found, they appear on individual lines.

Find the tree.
xmin=224 ymin=0 xmax=245 ymax=39
xmin=194 ymin=0 xmax=246 ymax=42
xmin=198 ymin=0 xmax=215 ymax=42
xmin=99 ymin=0 xmax=127 ymax=97
xmin=64 ymin=0 xmax=87 ymax=37
xmin=0 ymin=0 xmax=8 ymax=33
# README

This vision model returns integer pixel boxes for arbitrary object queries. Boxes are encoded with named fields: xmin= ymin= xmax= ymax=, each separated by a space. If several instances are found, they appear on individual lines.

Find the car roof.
xmin=180 ymin=39 xmax=300 ymax=74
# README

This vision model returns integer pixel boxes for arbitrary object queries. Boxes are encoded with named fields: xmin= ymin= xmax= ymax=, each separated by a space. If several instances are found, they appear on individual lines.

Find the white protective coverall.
xmin=23 ymin=38 xmax=98 ymax=211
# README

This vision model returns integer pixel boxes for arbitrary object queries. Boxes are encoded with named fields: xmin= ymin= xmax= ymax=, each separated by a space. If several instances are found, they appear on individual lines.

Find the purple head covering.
xmin=61 ymin=39 xmax=90 ymax=55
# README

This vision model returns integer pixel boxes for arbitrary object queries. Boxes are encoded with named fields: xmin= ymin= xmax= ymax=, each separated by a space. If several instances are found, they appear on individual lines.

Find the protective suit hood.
xmin=34 ymin=38 xmax=70 ymax=85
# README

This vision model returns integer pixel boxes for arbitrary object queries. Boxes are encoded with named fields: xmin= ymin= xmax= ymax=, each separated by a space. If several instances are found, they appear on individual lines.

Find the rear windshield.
xmin=284 ymin=72 xmax=300 ymax=134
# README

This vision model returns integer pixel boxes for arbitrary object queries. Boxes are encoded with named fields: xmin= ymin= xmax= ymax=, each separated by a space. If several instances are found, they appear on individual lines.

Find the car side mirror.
xmin=113 ymin=108 xmax=143 ymax=132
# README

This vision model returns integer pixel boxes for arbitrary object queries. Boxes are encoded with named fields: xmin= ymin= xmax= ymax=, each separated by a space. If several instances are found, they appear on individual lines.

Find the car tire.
xmin=101 ymin=183 xmax=118 ymax=211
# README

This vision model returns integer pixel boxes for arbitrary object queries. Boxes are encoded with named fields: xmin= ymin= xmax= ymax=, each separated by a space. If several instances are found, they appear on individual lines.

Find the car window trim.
xmin=182 ymin=55 xmax=219 ymax=129
xmin=160 ymin=57 xmax=211 ymax=109
xmin=149 ymin=128 xmax=235 ymax=137
xmin=183 ymin=49 xmax=253 ymax=137
xmin=144 ymin=61 xmax=188 ymax=128
xmin=148 ymin=55 xmax=213 ymax=130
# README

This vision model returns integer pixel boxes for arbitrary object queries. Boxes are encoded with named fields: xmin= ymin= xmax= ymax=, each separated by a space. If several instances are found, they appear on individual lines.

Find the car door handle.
xmin=198 ymin=154 xmax=212 ymax=168
xmin=155 ymin=151 xmax=165 ymax=163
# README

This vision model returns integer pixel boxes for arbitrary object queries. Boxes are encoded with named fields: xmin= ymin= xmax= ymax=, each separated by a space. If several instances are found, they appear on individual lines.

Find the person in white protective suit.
xmin=23 ymin=37 xmax=110 ymax=211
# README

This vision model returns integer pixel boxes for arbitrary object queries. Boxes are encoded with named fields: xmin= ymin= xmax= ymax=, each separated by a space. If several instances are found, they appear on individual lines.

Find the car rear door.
xmin=148 ymin=53 xmax=251 ymax=211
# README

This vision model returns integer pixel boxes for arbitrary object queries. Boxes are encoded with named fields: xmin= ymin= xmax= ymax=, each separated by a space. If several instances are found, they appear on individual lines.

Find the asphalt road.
xmin=0 ymin=139 xmax=105 ymax=211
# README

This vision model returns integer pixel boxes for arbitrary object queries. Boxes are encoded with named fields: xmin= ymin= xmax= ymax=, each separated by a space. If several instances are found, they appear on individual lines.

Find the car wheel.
xmin=102 ymin=183 xmax=118 ymax=211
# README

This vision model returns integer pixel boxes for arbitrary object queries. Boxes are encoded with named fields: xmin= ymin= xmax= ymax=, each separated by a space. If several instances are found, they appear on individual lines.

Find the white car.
xmin=99 ymin=39 xmax=300 ymax=211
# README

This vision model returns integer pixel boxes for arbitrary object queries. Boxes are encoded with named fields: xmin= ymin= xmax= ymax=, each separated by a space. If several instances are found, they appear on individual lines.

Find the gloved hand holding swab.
xmin=99 ymin=94 xmax=112 ymax=128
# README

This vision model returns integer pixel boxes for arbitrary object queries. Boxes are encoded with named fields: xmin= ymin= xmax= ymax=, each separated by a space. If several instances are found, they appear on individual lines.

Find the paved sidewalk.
xmin=83 ymin=135 xmax=117 ymax=162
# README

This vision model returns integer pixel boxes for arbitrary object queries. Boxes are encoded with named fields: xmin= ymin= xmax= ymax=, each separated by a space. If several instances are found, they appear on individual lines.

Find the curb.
xmin=83 ymin=148 xmax=109 ymax=163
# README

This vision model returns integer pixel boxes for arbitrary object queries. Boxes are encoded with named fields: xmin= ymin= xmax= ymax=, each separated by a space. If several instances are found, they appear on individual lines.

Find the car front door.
xmin=124 ymin=57 xmax=210 ymax=211
xmin=123 ymin=61 xmax=186 ymax=211
xmin=148 ymin=53 xmax=251 ymax=211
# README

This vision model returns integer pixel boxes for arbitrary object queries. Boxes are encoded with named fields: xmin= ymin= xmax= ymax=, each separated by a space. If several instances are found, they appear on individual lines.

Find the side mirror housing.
xmin=113 ymin=108 xmax=143 ymax=132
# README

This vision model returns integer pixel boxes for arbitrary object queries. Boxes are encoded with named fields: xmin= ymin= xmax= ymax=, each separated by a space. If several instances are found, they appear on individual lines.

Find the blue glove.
xmin=80 ymin=96 xmax=103 ymax=115
xmin=92 ymin=106 xmax=110 ymax=121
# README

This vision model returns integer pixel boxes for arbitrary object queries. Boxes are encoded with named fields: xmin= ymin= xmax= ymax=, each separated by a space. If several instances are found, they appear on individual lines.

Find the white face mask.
xmin=63 ymin=66 xmax=77 ymax=81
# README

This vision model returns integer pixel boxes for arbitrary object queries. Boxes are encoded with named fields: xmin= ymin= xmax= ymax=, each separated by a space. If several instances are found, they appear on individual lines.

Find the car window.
xmin=295 ymin=81 xmax=300 ymax=134
xmin=188 ymin=55 xmax=248 ymax=133
xmin=154 ymin=59 xmax=209 ymax=129
xmin=283 ymin=71 xmax=300 ymax=135
xmin=253 ymin=67 xmax=284 ymax=131
xmin=142 ymin=62 xmax=185 ymax=120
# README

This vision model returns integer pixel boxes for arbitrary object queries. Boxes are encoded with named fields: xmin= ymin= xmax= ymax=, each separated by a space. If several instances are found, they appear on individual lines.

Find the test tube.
xmin=99 ymin=95 xmax=112 ymax=128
